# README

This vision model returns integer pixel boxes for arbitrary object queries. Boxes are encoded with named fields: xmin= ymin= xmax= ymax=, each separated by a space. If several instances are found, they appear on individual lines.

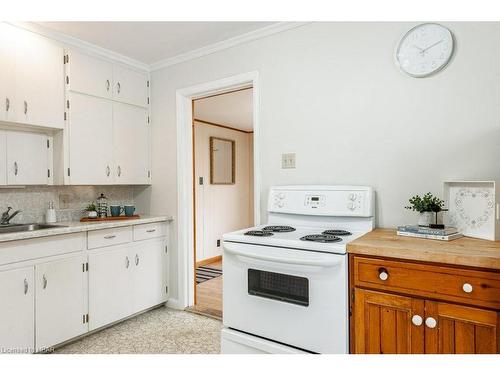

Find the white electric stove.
xmin=221 ymin=185 xmax=375 ymax=354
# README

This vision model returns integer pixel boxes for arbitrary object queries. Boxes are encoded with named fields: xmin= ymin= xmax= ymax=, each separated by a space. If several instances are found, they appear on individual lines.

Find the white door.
xmin=0 ymin=131 xmax=6 ymax=185
xmin=113 ymin=102 xmax=149 ymax=184
xmin=88 ymin=245 xmax=133 ymax=330
xmin=14 ymin=27 xmax=64 ymax=129
xmin=35 ymin=256 xmax=88 ymax=351
xmin=68 ymin=93 xmax=114 ymax=185
xmin=0 ymin=23 xmax=17 ymax=123
xmin=131 ymin=238 xmax=168 ymax=312
xmin=67 ymin=50 xmax=113 ymax=99
xmin=0 ymin=267 xmax=35 ymax=354
xmin=6 ymin=131 xmax=48 ymax=185
xmin=113 ymin=64 xmax=148 ymax=107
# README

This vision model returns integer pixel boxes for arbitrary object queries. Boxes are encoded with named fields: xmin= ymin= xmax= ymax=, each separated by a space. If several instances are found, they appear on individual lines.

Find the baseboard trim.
xmin=196 ymin=255 xmax=222 ymax=268
xmin=166 ymin=298 xmax=185 ymax=310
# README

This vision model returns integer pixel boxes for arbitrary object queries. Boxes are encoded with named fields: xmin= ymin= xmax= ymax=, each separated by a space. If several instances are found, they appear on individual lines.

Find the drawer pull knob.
xmin=125 ymin=256 xmax=130 ymax=269
xmin=411 ymin=314 xmax=423 ymax=326
xmin=378 ymin=267 xmax=389 ymax=281
xmin=146 ymin=229 xmax=156 ymax=233
xmin=425 ymin=317 xmax=437 ymax=329
xmin=104 ymin=235 xmax=116 ymax=239
xmin=462 ymin=283 xmax=473 ymax=293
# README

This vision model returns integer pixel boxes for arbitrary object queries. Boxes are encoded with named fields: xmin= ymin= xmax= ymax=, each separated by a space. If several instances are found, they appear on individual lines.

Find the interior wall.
xmin=194 ymin=121 xmax=254 ymax=262
xmin=135 ymin=22 xmax=500 ymax=303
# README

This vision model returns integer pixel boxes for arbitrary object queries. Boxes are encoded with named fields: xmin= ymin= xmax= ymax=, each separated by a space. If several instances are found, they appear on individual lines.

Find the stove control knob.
xmin=349 ymin=193 xmax=357 ymax=201
xmin=279 ymin=193 xmax=285 ymax=199
xmin=347 ymin=202 xmax=356 ymax=210
xmin=278 ymin=201 xmax=284 ymax=208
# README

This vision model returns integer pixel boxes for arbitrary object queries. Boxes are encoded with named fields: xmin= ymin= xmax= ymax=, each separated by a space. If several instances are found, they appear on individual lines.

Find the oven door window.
xmin=248 ymin=269 xmax=309 ymax=306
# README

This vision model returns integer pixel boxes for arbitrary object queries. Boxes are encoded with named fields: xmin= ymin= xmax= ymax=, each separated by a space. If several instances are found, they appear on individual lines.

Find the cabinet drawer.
xmin=88 ymin=226 xmax=133 ymax=249
xmin=353 ymin=256 xmax=500 ymax=309
xmin=133 ymin=222 xmax=167 ymax=241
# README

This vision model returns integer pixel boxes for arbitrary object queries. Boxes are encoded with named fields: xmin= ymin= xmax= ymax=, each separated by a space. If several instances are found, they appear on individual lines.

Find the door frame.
xmin=175 ymin=71 xmax=261 ymax=309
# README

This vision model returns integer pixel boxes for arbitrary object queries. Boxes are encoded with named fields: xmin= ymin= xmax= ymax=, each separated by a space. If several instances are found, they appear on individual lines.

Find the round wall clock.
xmin=396 ymin=23 xmax=454 ymax=78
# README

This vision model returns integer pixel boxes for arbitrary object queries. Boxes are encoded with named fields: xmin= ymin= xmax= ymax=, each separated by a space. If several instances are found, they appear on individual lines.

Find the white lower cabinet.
xmin=35 ymin=256 xmax=88 ymax=351
xmin=0 ymin=267 xmax=35 ymax=354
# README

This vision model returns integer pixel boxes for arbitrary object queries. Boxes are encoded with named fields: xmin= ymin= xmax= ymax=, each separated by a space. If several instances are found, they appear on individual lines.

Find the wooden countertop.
xmin=347 ymin=228 xmax=500 ymax=270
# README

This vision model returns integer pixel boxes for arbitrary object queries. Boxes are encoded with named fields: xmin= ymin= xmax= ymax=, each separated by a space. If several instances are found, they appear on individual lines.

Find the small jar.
xmin=97 ymin=193 xmax=108 ymax=218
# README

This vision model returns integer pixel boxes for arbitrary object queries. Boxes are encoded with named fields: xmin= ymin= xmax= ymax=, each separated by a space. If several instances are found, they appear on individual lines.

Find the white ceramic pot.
xmin=418 ymin=212 xmax=434 ymax=227
xmin=87 ymin=211 xmax=98 ymax=219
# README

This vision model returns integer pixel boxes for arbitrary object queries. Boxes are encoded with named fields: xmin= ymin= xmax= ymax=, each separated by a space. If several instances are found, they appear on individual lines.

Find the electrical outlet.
xmin=59 ymin=194 xmax=70 ymax=209
xmin=282 ymin=153 xmax=296 ymax=169
xmin=217 ymin=239 xmax=221 ymax=247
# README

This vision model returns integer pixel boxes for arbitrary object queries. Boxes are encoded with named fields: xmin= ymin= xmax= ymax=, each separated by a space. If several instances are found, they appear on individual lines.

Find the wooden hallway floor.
xmin=188 ymin=259 xmax=223 ymax=319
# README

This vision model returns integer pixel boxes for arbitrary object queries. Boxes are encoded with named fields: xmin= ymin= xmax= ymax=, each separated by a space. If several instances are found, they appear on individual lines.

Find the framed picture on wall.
xmin=210 ymin=136 xmax=235 ymax=184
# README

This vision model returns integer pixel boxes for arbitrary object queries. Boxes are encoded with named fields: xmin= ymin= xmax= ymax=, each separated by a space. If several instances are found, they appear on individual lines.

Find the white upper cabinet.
xmin=6 ymin=131 xmax=49 ymax=185
xmin=66 ymin=50 xmax=113 ymax=99
xmin=113 ymin=64 xmax=149 ymax=107
xmin=67 ymin=93 xmax=114 ymax=185
xmin=0 ymin=24 xmax=17 ymax=123
xmin=113 ymin=102 xmax=150 ymax=184
xmin=0 ymin=131 xmax=6 ymax=185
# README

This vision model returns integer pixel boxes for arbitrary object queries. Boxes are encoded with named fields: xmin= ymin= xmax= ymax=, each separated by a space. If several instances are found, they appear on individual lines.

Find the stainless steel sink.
xmin=0 ymin=223 xmax=68 ymax=234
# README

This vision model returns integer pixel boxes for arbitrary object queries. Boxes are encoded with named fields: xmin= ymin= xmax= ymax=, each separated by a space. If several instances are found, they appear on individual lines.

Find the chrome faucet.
xmin=1 ymin=207 xmax=22 ymax=225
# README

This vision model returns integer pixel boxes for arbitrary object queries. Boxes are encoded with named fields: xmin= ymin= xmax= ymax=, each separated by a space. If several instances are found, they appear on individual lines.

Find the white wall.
xmin=194 ymin=121 xmax=254 ymax=262
xmin=135 ymin=22 xmax=500 ymax=302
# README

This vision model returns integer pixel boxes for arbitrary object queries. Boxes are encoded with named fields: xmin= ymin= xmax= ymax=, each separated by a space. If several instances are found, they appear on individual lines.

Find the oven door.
xmin=223 ymin=241 xmax=348 ymax=354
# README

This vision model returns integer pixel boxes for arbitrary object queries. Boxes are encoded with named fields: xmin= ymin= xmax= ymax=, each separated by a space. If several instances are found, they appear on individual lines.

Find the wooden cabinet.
xmin=35 ymin=256 xmax=88 ymax=351
xmin=113 ymin=102 xmax=150 ymax=184
xmin=66 ymin=50 xmax=113 ymax=99
xmin=6 ymin=131 xmax=49 ymax=185
xmin=0 ymin=266 xmax=35 ymax=354
xmin=113 ymin=64 xmax=148 ymax=107
xmin=351 ymin=255 xmax=500 ymax=354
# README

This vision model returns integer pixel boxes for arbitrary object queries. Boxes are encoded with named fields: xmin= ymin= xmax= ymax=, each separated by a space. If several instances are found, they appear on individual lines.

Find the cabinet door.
xmin=0 ymin=131 xmax=6 ymax=185
xmin=113 ymin=64 xmax=148 ymax=107
xmin=6 ymin=131 xmax=48 ymax=185
xmin=354 ymin=289 xmax=425 ymax=354
xmin=113 ymin=102 xmax=149 ymax=184
xmin=0 ymin=23 xmax=17 ymax=123
xmin=425 ymin=301 xmax=499 ymax=354
xmin=88 ymin=245 xmax=133 ymax=330
xmin=67 ymin=50 xmax=113 ymax=99
xmin=68 ymin=93 xmax=114 ymax=185
xmin=35 ymin=256 xmax=88 ymax=351
xmin=14 ymin=27 xmax=64 ymax=129
xmin=131 ymin=238 xmax=168 ymax=312
xmin=0 ymin=267 xmax=35 ymax=354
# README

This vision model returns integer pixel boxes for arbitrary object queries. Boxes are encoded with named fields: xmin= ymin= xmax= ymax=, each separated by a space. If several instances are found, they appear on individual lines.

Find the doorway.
xmin=189 ymin=87 xmax=254 ymax=319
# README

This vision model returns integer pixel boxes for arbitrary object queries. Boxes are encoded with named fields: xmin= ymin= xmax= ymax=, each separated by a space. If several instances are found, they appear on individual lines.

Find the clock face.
xmin=396 ymin=23 xmax=454 ymax=77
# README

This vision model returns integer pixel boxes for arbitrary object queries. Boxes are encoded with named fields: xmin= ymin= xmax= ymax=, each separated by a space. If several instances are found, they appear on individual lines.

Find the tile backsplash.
xmin=0 ymin=186 xmax=134 ymax=223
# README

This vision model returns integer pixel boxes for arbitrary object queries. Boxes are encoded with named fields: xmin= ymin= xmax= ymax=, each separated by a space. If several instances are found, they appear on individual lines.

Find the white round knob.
xmin=279 ymin=193 xmax=285 ymax=199
xmin=278 ymin=202 xmax=284 ymax=208
xmin=425 ymin=317 xmax=437 ymax=329
xmin=411 ymin=315 xmax=423 ymax=326
xmin=349 ymin=193 xmax=356 ymax=201
xmin=462 ymin=283 xmax=473 ymax=293
xmin=348 ymin=202 xmax=356 ymax=210
xmin=379 ymin=271 xmax=388 ymax=281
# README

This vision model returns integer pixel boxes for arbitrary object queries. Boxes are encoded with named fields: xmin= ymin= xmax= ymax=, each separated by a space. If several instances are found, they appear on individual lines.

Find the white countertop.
xmin=0 ymin=215 xmax=173 ymax=243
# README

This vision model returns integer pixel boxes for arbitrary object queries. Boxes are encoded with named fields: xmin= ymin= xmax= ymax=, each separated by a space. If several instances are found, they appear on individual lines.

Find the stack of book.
xmin=397 ymin=225 xmax=462 ymax=241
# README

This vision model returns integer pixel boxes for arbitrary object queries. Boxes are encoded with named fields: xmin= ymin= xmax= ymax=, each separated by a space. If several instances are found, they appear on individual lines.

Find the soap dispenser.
xmin=46 ymin=201 xmax=57 ymax=223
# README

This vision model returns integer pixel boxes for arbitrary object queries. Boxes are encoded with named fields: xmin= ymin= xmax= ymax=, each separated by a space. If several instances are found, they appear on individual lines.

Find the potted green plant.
xmin=405 ymin=192 xmax=445 ymax=227
xmin=84 ymin=202 xmax=98 ymax=219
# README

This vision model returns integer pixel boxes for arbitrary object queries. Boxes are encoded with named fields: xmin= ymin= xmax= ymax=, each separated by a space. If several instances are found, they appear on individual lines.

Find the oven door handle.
xmin=224 ymin=243 xmax=343 ymax=267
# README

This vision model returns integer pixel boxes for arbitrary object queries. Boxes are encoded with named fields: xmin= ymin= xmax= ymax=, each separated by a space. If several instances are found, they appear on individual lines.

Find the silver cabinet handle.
xmin=117 ymin=82 xmax=121 ymax=94
xmin=462 ymin=283 xmax=473 ymax=293
xmin=106 ymin=165 xmax=111 ymax=177
xmin=135 ymin=254 xmax=139 ymax=266
xmin=24 ymin=100 xmax=28 ymax=115
xmin=104 ymin=234 xmax=116 ymax=239
xmin=42 ymin=274 xmax=47 ymax=290
xmin=5 ymin=97 xmax=9 ymax=112
xmin=146 ymin=229 xmax=156 ymax=233
xmin=14 ymin=161 xmax=18 ymax=176
xmin=24 ymin=278 xmax=28 ymax=295
xmin=125 ymin=256 xmax=130 ymax=268
xmin=425 ymin=317 xmax=437 ymax=329
xmin=106 ymin=79 xmax=110 ymax=91
xmin=411 ymin=314 xmax=423 ymax=326
xmin=117 ymin=165 xmax=121 ymax=177
xmin=378 ymin=267 xmax=389 ymax=281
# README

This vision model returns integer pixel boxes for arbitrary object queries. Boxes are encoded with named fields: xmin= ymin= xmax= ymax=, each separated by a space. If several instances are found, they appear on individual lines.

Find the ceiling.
xmin=194 ymin=88 xmax=253 ymax=132
xmin=36 ymin=22 xmax=276 ymax=65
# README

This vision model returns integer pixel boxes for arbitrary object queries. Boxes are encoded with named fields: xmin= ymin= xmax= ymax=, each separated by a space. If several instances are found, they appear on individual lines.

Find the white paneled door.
xmin=68 ymin=93 xmax=114 ymax=185
xmin=0 ymin=267 xmax=35 ymax=354
xmin=35 ymin=256 xmax=88 ymax=351
xmin=6 ymin=131 xmax=48 ymax=185
xmin=113 ymin=102 xmax=150 ymax=184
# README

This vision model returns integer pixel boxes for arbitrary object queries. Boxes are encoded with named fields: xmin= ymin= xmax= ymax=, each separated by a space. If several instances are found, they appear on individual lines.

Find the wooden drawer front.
xmin=353 ymin=257 xmax=500 ymax=309
xmin=88 ymin=226 xmax=133 ymax=249
xmin=133 ymin=222 xmax=167 ymax=241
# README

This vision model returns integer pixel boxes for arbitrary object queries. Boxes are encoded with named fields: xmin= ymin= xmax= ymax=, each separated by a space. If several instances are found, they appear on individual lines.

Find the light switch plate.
xmin=282 ymin=153 xmax=296 ymax=169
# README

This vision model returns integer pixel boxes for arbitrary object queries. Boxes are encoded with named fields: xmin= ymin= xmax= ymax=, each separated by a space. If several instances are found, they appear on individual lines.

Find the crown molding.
xmin=149 ymin=22 xmax=310 ymax=71
xmin=8 ymin=22 xmax=150 ymax=72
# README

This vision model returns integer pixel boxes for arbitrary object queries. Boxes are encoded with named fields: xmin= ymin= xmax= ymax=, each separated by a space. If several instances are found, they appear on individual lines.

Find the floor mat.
xmin=196 ymin=266 xmax=223 ymax=284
